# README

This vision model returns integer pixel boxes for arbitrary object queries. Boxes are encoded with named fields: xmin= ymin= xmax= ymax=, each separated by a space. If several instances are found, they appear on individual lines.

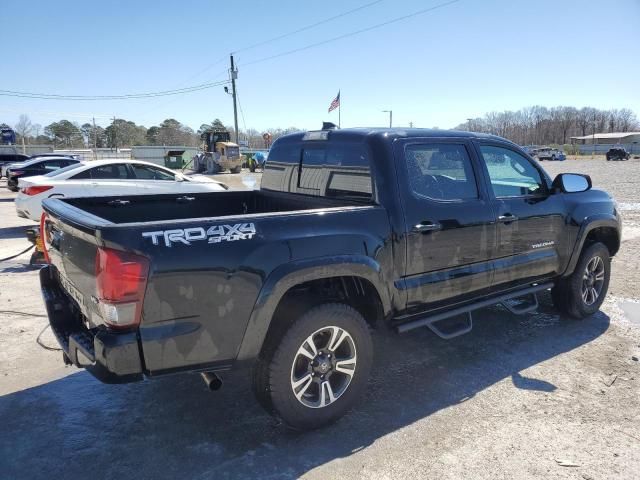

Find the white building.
xmin=571 ymin=132 xmax=640 ymax=154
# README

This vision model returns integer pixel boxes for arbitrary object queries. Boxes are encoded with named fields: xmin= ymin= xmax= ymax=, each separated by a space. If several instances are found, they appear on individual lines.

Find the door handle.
xmin=413 ymin=221 xmax=442 ymax=233
xmin=497 ymin=213 xmax=518 ymax=223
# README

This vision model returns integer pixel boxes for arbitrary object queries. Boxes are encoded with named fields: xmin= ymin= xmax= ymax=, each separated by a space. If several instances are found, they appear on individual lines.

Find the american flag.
xmin=328 ymin=91 xmax=340 ymax=113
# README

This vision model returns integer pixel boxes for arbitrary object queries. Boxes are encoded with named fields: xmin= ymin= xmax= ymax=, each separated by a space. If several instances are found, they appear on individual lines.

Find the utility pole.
xmin=92 ymin=117 xmax=97 ymax=160
xmin=382 ymin=110 xmax=392 ymax=128
xmin=112 ymin=116 xmax=117 ymax=153
xmin=230 ymin=55 xmax=239 ymax=144
xmin=592 ymin=110 xmax=596 ymax=159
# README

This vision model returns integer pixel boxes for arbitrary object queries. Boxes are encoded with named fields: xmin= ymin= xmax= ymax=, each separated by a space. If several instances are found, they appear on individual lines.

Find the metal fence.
xmin=53 ymin=149 xmax=131 ymax=161
xmin=0 ymin=145 xmax=53 ymax=156
xmin=577 ymin=143 xmax=640 ymax=155
xmin=0 ymin=145 xmax=133 ymax=161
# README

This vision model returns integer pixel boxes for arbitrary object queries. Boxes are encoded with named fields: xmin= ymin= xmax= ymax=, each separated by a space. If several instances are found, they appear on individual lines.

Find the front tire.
xmin=552 ymin=242 xmax=610 ymax=319
xmin=253 ymin=303 xmax=373 ymax=430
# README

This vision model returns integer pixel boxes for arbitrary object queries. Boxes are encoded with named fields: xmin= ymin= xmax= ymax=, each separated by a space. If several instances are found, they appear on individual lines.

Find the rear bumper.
xmin=40 ymin=265 xmax=144 ymax=383
xmin=14 ymin=195 xmax=32 ymax=220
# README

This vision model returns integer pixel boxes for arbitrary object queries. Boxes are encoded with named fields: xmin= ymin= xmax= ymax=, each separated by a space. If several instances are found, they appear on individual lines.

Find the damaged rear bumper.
xmin=40 ymin=265 xmax=144 ymax=384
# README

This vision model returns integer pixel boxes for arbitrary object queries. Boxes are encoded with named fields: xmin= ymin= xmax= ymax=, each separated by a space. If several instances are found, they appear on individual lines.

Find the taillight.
xmin=95 ymin=247 xmax=149 ymax=330
xmin=10 ymin=170 xmax=24 ymax=176
xmin=23 ymin=185 xmax=53 ymax=196
xmin=39 ymin=212 xmax=51 ymax=264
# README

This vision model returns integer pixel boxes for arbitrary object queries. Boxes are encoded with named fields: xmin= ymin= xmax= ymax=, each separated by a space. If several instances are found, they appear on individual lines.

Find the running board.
xmin=396 ymin=282 xmax=553 ymax=337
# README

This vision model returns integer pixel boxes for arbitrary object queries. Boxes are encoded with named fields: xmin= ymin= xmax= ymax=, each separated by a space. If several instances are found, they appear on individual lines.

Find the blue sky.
xmin=1 ymin=0 xmax=638 ymax=131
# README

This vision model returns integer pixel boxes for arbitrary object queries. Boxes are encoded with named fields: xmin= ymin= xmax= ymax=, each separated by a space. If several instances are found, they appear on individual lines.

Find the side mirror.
xmin=175 ymin=174 xmax=185 ymax=182
xmin=553 ymin=173 xmax=591 ymax=193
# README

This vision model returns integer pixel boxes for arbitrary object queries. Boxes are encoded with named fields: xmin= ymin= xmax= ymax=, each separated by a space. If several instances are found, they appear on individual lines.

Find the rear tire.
xmin=230 ymin=166 xmax=242 ymax=174
xmin=253 ymin=303 xmax=373 ymax=430
xmin=552 ymin=242 xmax=610 ymax=319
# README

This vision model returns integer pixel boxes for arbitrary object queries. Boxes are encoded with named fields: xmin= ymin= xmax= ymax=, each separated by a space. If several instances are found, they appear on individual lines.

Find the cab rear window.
xmin=262 ymin=142 xmax=373 ymax=201
xmin=298 ymin=144 xmax=372 ymax=200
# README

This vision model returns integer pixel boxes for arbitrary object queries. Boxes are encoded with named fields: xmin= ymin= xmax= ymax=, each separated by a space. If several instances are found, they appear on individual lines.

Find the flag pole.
xmin=339 ymin=93 xmax=341 ymax=128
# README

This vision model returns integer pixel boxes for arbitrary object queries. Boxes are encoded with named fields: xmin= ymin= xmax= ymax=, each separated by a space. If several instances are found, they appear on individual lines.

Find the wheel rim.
xmin=581 ymin=255 xmax=605 ymax=306
xmin=290 ymin=326 xmax=357 ymax=409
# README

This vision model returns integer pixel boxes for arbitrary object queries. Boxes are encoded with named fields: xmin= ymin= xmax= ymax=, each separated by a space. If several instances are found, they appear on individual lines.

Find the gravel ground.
xmin=1 ymin=159 xmax=639 ymax=480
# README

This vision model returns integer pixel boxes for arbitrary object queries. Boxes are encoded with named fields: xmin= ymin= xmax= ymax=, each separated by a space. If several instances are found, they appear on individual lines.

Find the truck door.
xmin=475 ymin=142 xmax=568 ymax=289
xmin=394 ymin=139 xmax=497 ymax=312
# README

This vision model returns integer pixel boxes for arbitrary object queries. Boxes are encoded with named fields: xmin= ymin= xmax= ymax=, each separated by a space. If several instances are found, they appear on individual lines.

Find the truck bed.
xmin=59 ymin=189 xmax=367 ymax=225
xmin=41 ymin=186 xmax=388 ymax=376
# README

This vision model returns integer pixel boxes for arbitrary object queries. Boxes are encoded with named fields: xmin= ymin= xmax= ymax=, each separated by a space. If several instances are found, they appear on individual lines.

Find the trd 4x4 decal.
xmin=142 ymin=223 xmax=256 ymax=247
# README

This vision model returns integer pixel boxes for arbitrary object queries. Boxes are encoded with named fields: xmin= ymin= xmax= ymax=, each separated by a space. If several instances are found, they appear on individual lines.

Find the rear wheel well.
xmin=584 ymin=227 xmax=619 ymax=256
xmin=258 ymin=276 xmax=384 ymax=360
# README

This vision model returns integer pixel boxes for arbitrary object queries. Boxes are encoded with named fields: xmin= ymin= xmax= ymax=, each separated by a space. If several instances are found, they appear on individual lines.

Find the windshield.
xmin=44 ymin=163 xmax=84 ymax=177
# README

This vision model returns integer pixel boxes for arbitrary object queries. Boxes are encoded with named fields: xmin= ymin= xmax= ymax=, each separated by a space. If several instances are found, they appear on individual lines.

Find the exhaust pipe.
xmin=200 ymin=372 xmax=223 ymax=391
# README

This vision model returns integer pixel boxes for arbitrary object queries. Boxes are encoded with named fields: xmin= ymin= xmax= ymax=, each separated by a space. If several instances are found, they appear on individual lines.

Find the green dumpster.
xmin=164 ymin=150 xmax=185 ymax=169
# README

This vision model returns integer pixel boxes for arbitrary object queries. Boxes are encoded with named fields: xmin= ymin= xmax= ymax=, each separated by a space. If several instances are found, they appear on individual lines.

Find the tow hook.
xmin=200 ymin=372 xmax=223 ymax=391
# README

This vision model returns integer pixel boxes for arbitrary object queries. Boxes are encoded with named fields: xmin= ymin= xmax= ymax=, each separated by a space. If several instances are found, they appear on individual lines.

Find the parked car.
xmin=6 ymin=157 xmax=82 ymax=191
xmin=533 ymin=147 xmax=566 ymax=161
xmin=15 ymin=159 xmax=227 ymax=221
xmin=39 ymin=127 xmax=620 ymax=430
xmin=0 ymin=153 xmax=30 ymax=178
xmin=606 ymin=147 xmax=630 ymax=161
xmin=2 ymin=153 xmax=79 ymax=178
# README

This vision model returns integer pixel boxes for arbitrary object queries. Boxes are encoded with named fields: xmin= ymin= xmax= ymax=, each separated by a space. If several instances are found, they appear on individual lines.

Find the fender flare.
xmin=235 ymin=255 xmax=392 ymax=361
xmin=562 ymin=214 xmax=620 ymax=277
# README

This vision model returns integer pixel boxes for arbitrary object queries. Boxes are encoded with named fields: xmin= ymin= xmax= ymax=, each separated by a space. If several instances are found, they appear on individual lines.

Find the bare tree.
xmin=576 ymin=107 xmax=595 ymax=137
xmin=559 ymin=107 xmax=577 ymax=144
xmin=456 ymin=105 xmax=637 ymax=147
xmin=617 ymin=109 xmax=637 ymax=132
xmin=14 ymin=114 xmax=33 ymax=154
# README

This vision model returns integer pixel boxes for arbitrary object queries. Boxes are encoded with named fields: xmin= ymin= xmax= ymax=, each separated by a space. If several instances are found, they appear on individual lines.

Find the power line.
xmin=241 ymin=0 xmax=461 ymax=67
xmin=0 ymin=79 xmax=231 ymax=101
xmin=237 ymin=91 xmax=248 ymax=133
xmin=136 ymin=68 xmax=230 ymax=118
xmin=233 ymin=0 xmax=385 ymax=55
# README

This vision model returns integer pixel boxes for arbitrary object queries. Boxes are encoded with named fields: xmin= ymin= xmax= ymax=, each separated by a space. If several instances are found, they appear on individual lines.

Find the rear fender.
xmin=235 ymin=255 xmax=392 ymax=362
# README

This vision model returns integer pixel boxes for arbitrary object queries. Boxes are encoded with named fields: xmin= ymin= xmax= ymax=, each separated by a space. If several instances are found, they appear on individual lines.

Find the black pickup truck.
xmin=40 ymin=127 xmax=621 ymax=429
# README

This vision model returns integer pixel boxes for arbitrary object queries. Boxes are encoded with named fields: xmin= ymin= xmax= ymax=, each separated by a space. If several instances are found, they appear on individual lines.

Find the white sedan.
xmin=15 ymin=159 xmax=227 ymax=222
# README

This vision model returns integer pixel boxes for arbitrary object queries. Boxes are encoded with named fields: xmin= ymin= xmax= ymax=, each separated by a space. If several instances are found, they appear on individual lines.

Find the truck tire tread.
xmin=253 ymin=302 xmax=372 ymax=430
xmin=553 ymin=242 xmax=610 ymax=319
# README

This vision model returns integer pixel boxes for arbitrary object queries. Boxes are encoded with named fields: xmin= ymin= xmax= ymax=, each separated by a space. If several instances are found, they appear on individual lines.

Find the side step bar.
xmin=396 ymin=282 xmax=553 ymax=337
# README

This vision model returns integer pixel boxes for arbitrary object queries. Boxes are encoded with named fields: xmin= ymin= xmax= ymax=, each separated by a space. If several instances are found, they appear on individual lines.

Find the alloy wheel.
xmin=581 ymin=255 xmax=605 ymax=306
xmin=290 ymin=326 xmax=357 ymax=408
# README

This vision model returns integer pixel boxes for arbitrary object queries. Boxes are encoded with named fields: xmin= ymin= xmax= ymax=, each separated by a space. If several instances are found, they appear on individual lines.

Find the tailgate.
xmin=42 ymin=198 xmax=113 ymax=327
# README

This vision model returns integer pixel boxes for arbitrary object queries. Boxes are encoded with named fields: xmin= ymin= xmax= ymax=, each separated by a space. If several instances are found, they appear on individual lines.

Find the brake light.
xmin=23 ymin=185 xmax=53 ymax=196
xmin=39 ymin=212 xmax=51 ymax=264
xmin=95 ymin=247 xmax=149 ymax=330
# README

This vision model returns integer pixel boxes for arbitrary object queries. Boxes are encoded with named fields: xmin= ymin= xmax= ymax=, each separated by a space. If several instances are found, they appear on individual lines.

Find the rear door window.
xmin=72 ymin=164 xmax=131 ymax=180
xmin=42 ymin=160 xmax=67 ymax=171
xmin=404 ymin=144 xmax=478 ymax=201
xmin=131 ymin=164 xmax=175 ymax=181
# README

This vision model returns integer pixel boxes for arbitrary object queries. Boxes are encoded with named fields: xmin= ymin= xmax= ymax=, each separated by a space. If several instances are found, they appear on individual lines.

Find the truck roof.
xmin=276 ymin=127 xmax=515 ymax=146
